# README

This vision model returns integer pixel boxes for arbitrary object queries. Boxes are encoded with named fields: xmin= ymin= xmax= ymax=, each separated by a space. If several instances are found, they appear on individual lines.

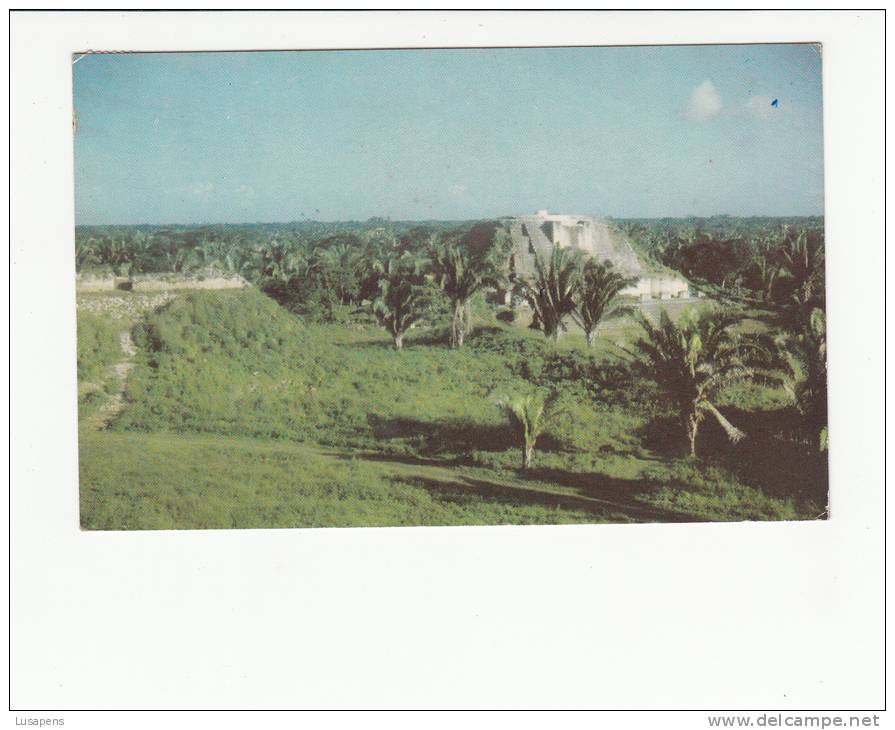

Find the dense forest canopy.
xmin=613 ymin=215 xmax=824 ymax=289
xmin=75 ymin=213 xmax=825 ymax=335
xmin=76 ymin=216 xmax=824 ymax=279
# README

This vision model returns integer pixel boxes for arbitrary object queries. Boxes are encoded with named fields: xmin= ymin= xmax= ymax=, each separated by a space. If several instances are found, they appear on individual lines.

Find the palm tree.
xmin=430 ymin=222 xmax=510 ymax=348
xmin=170 ymin=245 xmax=196 ymax=274
xmin=685 ymin=226 xmax=825 ymax=337
xmin=317 ymin=242 xmax=362 ymax=305
xmin=777 ymin=307 xmax=828 ymax=451
xmin=94 ymin=233 xmax=132 ymax=276
xmin=179 ymin=237 xmax=219 ymax=274
xmin=75 ymin=237 xmax=100 ymax=272
xmin=497 ymin=390 xmax=562 ymax=470
xmin=632 ymin=308 xmax=760 ymax=458
xmin=218 ymin=239 xmax=250 ymax=276
xmin=775 ymin=228 xmax=825 ymax=331
xmin=260 ymin=238 xmax=308 ymax=284
xmin=515 ymin=245 xmax=583 ymax=341
xmin=371 ymin=253 xmax=432 ymax=350
xmin=572 ymin=258 xmax=636 ymax=348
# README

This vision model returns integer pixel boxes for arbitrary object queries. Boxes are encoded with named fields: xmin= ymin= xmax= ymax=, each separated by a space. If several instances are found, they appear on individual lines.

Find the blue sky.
xmin=73 ymin=45 xmax=824 ymax=224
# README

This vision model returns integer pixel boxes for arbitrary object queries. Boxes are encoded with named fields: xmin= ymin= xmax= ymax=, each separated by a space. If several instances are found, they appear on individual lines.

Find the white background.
xmin=7 ymin=8 xmax=887 ymax=723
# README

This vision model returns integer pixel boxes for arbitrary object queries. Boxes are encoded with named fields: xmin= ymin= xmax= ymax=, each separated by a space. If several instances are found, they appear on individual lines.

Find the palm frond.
xmin=700 ymin=401 xmax=746 ymax=443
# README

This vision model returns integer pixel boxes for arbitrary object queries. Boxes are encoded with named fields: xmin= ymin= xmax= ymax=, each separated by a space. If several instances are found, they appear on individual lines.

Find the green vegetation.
xmin=81 ymin=423 xmax=819 ymax=530
xmin=76 ymin=312 xmax=125 ymax=418
xmin=615 ymin=215 xmax=824 ymax=290
xmin=572 ymin=259 xmax=637 ymax=348
xmin=620 ymin=216 xmax=827 ymax=451
xmin=777 ymin=307 xmax=828 ymax=450
xmin=630 ymin=309 xmax=757 ymax=458
xmin=75 ymin=216 xmax=828 ymax=530
xmin=496 ymin=390 xmax=563 ymax=470
xmin=514 ymin=245 xmax=583 ymax=341
xmin=78 ymin=294 xmax=825 ymax=528
xmin=370 ymin=253 xmax=436 ymax=351
xmin=77 ymin=312 xmax=122 ymax=385
xmin=430 ymin=221 xmax=512 ymax=348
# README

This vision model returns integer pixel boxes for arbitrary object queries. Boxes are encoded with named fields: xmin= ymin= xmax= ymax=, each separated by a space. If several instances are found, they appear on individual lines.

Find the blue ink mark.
xmin=771 ymin=98 xmax=779 ymax=108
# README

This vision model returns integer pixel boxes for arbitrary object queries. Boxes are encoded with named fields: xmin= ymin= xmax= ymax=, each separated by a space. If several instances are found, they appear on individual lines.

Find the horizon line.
xmin=74 ymin=212 xmax=826 ymax=227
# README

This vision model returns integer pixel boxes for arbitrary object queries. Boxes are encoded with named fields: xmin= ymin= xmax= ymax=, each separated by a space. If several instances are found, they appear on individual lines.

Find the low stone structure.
xmin=76 ymin=292 xmax=177 ymax=320
xmin=130 ymin=271 xmax=247 ymax=292
xmin=75 ymin=273 xmax=127 ymax=292
xmin=76 ymin=269 xmax=248 ymax=293
xmin=623 ymin=274 xmax=690 ymax=300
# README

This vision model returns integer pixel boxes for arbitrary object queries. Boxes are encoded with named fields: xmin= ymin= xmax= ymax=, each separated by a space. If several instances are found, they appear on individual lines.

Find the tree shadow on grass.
xmin=338 ymin=450 xmax=462 ymax=469
xmin=332 ymin=327 xmax=452 ymax=351
xmin=365 ymin=414 xmax=567 ymax=462
xmin=518 ymin=466 xmax=702 ymax=522
xmin=405 ymin=327 xmax=452 ymax=348
xmin=709 ymin=407 xmax=828 ymax=506
xmin=393 ymin=471 xmax=703 ymax=524
xmin=638 ymin=407 xmax=828 ymax=506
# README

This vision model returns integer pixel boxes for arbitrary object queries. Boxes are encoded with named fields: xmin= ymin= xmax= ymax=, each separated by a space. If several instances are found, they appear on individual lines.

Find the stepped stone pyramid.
xmin=506 ymin=210 xmax=690 ymax=300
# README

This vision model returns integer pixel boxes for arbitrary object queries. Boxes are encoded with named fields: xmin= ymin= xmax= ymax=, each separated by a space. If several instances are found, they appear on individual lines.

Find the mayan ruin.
xmin=507 ymin=210 xmax=691 ymax=300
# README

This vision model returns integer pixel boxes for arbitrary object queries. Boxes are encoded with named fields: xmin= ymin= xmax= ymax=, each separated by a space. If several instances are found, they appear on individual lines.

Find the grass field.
xmin=77 ymin=288 xmax=827 ymax=529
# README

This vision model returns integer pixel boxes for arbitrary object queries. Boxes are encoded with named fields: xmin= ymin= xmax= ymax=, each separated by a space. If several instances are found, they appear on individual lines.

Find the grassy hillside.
xmin=77 ymin=288 xmax=826 ymax=529
xmin=76 ymin=312 xmax=126 ymax=420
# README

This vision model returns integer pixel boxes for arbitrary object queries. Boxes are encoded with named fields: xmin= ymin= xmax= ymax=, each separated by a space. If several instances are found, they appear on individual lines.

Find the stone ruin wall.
xmin=75 ymin=274 xmax=126 ymax=292
xmin=76 ymin=271 xmax=248 ymax=293
xmin=130 ymin=274 xmax=248 ymax=292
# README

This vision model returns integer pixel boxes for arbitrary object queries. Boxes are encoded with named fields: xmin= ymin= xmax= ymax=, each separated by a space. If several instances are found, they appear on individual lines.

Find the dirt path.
xmin=84 ymin=330 xmax=137 ymax=432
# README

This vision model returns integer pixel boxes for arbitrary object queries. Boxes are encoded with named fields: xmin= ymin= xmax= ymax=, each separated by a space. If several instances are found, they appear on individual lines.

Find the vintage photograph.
xmin=73 ymin=44 xmax=827 ymax=530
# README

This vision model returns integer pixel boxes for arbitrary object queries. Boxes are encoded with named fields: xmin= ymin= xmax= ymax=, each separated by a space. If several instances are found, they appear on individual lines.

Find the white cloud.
xmin=686 ymin=80 xmax=723 ymax=122
xmin=237 ymin=184 xmax=256 ymax=198
xmin=447 ymin=183 xmax=469 ymax=197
